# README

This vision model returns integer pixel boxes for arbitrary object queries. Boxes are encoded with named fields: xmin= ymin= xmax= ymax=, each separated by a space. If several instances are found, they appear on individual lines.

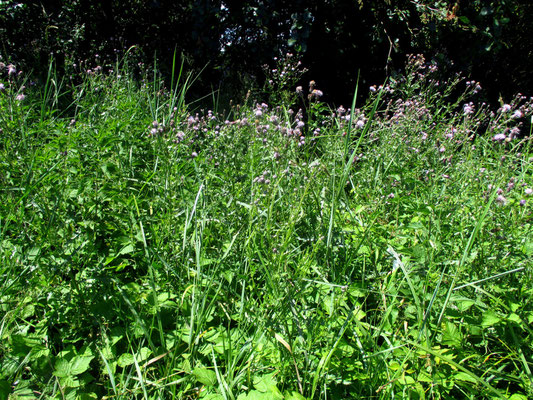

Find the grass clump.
xmin=0 ymin=54 xmax=532 ymax=399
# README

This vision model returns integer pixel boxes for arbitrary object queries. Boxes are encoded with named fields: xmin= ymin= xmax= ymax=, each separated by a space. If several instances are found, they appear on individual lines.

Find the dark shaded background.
xmin=1 ymin=1 xmax=532 ymax=108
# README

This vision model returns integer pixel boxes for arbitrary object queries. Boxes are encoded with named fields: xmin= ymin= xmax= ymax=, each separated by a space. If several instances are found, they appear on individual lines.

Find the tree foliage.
xmin=0 ymin=0 xmax=531 ymax=104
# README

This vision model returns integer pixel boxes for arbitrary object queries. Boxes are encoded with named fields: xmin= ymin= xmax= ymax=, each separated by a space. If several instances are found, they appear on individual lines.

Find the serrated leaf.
xmin=117 ymin=353 xmax=134 ymax=367
xmin=442 ymin=321 xmax=462 ymax=347
xmin=59 ymin=374 xmax=80 ymax=388
xmin=192 ymin=367 xmax=217 ymax=387
xmin=417 ymin=371 xmax=432 ymax=383
xmin=454 ymin=297 xmax=475 ymax=312
xmin=136 ymin=347 xmax=152 ymax=363
xmin=54 ymin=355 xmax=94 ymax=377
xmin=118 ymin=243 xmax=135 ymax=255
xmin=253 ymin=373 xmax=283 ymax=398
xmin=70 ymin=355 xmax=94 ymax=375
xmin=481 ymin=310 xmax=501 ymax=328
xmin=454 ymin=372 xmax=478 ymax=384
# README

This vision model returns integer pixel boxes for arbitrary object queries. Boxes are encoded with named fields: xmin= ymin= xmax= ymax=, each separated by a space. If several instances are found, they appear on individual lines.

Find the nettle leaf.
xmin=118 ymin=243 xmax=135 ymax=255
xmin=481 ymin=310 xmax=501 ymax=328
xmin=60 ymin=375 xmax=81 ymax=388
xmin=451 ymin=296 xmax=476 ymax=312
xmin=54 ymin=355 xmax=94 ymax=377
xmin=192 ymin=367 xmax=217 ymax=387
xmin=117 ymin=353 xmax=134 ymax=368
xmin=442 ymin=321 xmax=463 ymax=347
xmin=454 ymin=372 xmax=478 ymax=384
xmin=253 ymin=372 xmax=283 ymax=398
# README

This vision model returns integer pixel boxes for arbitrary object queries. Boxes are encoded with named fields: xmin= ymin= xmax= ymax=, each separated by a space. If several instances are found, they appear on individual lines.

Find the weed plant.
xmin=0 ymin=53 xmax=532 ymax=399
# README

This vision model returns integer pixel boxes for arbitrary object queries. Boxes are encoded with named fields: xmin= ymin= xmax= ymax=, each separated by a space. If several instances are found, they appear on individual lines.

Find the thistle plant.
xmin=0 ymin=52 xmax=532 ymax=400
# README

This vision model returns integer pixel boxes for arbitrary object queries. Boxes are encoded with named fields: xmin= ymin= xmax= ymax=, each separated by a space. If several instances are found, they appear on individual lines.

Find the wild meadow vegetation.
xmin=1 ymin=52 xmax=532 ymax=399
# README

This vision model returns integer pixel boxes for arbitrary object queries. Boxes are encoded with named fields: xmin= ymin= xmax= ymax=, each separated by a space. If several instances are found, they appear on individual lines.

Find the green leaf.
xmin=481 ymin=310 xmax=501 ymax=328
xmin=454 ymin=371 xmax=478 ymax=384
xmin=253 ymin=373 xmax=283 ymax=399
xmin=509 ymin=394 xmax=528 ymax=400
xmin=117 ymin=353 xmax=134 ymax=367
xmin=136 ymin=347 xmax=152 ymax=363
xmin=54 ymin=355 xmax=94 ymax=377
xmin=284 ymin=391 xmax=307 ymax=400
xmin=442 ymin=321 xmax=463 ymax=347
xmin=70 ymin=355 xmax=95 ymax=375
xmin=453 ymin=296 xmax=475 ymax=312
xmin=238 ymin=390 xmax=278 ymax=400
xmin=192 ymin=367 xmax=217 ymax=387
xmin=118 ymin=243 xmax=135 ymax=255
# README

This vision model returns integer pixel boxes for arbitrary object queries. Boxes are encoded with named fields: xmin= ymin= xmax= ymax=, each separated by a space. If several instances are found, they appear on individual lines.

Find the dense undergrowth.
xmin=0 ymin=53 xmax=532 ymax=399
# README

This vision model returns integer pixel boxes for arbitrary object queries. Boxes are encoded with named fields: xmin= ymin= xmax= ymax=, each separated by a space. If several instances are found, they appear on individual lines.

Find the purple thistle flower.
xmin=496 ymin=195 xmax=507 ymax=204
xmin=509 ymin=127 xmax=520 ymax=139
xmin=501 ymin=104 xmax=512 ymax=113
xmin=493 ymin=133 xmax=506 ymax=142
xmin=463 ymin=102 xmax=475 ymax=115
xmin=16 ymin=93 xmax=25 ymax=101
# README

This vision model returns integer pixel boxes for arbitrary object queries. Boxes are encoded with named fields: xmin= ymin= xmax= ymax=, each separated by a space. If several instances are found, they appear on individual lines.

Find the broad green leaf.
xmin=507 ymin=313 xmax=521 ymax=324
xmin=481 ymin=310 xmax=501 ymax=328
xmin=252 ymin=373 xmax=283 ymax=399
xmin=454 ymin=297 xmax=475 ymax=312
xmin=136 ymin=347 xmax=152 ymax=363
xmin=117 ymin=353 xmax=134 ymax=367
xmin=417 ymin=371 xmax=433 ymax=383
xmin=509 ymin=394 xmax=528 ymax=400
xmin=70 ymin=355 xmax=95 ymax=375
xmin=192 ymin=367 xmax=217 ymax=387
xmin=442 ymin=321 xmax=462 ymax=347
xmin=284 ymin=391 xmax=307 ymax=400
xmin=54 ymin=355 xmax=94 ymax=377
xmin=118 ymin=243 xmax=135 ymax=255
xmin=454 ymin=372 xmax=478 ymax=384
xmin=59 ymin=374 xmax=80 ymax=388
